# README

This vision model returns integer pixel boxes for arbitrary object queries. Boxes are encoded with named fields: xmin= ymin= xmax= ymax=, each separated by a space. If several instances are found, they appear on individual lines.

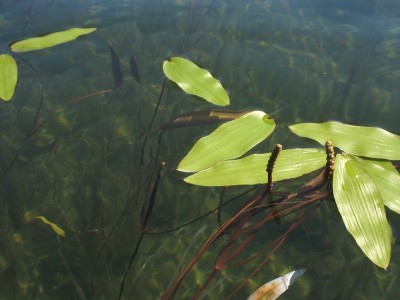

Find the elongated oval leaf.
xmin=178 ymin=111 xmax=275 ymax=172
xmin=362 ymin=159 xmax=400 ymax=214
xmin=333 ymin=154 xmax=391 ymax=269
xmin=130 ymin=53 xmax=141 ymax=84
xmin=247 ymin=269 xmax=306 ymax=300
xmin=289 ymin=121 xmax=400 ymax=160
xmin=163 ymin=57 xmax=229 ymax=106
xmin=0 ymin=54 xmax=18 ymax=101
xmin=107 ymin=40 xmax=123 ymax=88
xmin=10 ymin=27 xmax=97 ymax=52
xmin=184 ymin=148 xmax=326 ymax=186
xmin=161 ymin=109 xmax=249 ymax=130
xmin=35 ymin=216 xmax=65 ymax=237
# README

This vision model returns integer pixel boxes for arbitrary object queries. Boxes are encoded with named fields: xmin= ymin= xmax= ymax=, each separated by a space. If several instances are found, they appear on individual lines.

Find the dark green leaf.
xmin=107 ymin=40 xmax=123 ymax=88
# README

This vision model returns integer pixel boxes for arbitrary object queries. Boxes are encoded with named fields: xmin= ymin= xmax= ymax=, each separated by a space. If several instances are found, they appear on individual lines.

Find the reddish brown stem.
xmin=191 ymin=268 xmax=218 ymax=300
xmin=161 ymin=194 xmax=264 ymax=299
xmin=225 ymin=210 xmax=307 ymax=299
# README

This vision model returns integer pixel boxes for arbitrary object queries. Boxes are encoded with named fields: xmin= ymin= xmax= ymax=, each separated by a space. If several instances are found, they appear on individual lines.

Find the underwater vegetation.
xmin=0 ymin=1 xmax=400 ymax=299
xmin=157 ymin=56 xmax=400 ymax=300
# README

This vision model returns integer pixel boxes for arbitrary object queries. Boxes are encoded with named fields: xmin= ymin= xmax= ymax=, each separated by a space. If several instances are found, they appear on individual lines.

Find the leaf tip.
xmin=262 ymin=114 xmax=275 ymax=125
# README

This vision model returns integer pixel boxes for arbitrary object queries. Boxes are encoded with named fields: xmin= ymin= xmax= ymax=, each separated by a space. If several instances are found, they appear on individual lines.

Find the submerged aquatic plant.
xmin=155 ymin=56 xmax=400 ymax=299
xmin=34 ymin=216 xmax=66 ymax=238
xmin=1 ymin=3 xmax=399 ymax=299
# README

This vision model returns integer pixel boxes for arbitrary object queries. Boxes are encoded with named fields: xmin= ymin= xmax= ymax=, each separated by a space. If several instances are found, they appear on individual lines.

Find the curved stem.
xmin=118 ymin=232 xmax=144 ymax=300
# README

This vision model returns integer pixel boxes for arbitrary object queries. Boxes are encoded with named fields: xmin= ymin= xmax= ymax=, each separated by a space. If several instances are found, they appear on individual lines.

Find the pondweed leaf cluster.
xmin=163 ymin=56 xmax=400 ymax=269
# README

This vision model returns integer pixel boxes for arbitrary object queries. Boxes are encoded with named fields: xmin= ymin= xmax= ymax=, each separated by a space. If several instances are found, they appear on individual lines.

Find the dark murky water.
xmin=1 ymin=0 xmax=400 ymax=299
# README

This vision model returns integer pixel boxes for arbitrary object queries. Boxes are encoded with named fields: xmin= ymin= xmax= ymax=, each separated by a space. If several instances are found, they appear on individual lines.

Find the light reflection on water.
xmin=0 ymin=0 xmax=399 ymax=299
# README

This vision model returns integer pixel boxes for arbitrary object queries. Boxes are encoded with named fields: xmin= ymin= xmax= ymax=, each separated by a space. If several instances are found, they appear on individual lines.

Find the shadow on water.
xmin=0 ymin=0 xmax=400 ymax=299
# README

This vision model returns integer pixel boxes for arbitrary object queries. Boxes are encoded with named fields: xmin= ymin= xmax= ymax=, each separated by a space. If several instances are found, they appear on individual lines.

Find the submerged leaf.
xmin=178 ymin=111 xmax=275 ymax=172
xmin=0 ymin=54 xmax=18 ymax=101
xmin=289 ymin=121 xmax=400 ymax=160
xmin=130 ymin=53 xmax=141 ymax=84
xmin=163 ymin=56 xmax=229 ymax=106
xmin=333 ymin=154 xmax=391 ymax=269
xmin=35 ymin=216 xmax=66 ymax=237
xmin=362 ymin=159 xmax=400 ymax=214
xmin=107 ymin=40 xmax=123 ymax=88
xmin=10 ymin=27 xmax=97 ymax=52
xmin=184 ymin=148 xmax=326 ymax=186
xmin=161 ymin=109 xmax=249 ymax=130
xmin=247 ymin=269 xmax=306 ymax=300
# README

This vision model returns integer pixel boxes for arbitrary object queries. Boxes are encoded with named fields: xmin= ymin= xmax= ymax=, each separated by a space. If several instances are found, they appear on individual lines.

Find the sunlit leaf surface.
xmin=247 ymin=269 xmax=306 ymax=300
xmin=163 ymin=56 xmax=230 ymax=106
xmin=178 ymin=111 xmax=275 ymax=172
xmin=10 ymin=27 xmax=97 ymax=52
xmin=35 ymin=216 xmax=66 ymax=237
xmin=0 ymin=54 xmax=18 ymax=101
xmin=289 ymin=121 xmax=400 ymax=160
xmin=184 ymin=148 xmax=325 ymax=186
xmin=362 ymin=159 xmax=400 ymax=214
xmin=333 ymin=154 xmax=391 ymax=269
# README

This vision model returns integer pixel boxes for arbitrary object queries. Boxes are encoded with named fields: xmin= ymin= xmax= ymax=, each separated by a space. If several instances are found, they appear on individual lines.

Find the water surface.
xmin=0 ymin=0 xmax=400 ymax=299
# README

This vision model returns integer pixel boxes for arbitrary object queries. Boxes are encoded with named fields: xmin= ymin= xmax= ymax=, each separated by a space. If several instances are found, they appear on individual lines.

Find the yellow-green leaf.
xmin=333 ymin=154 xmax=391 ymax=269
xmin=163 ymin=57 xmax=230 ymax=106
xmin=35 ymin=216 xmax=66 ymax=237
xmin=178 ymin=111 xmax=275 ymax=172
xmin=10 ymin=27 xmax=97 ymax=53
xmin=362 ymin=159 xmax=400 ymax=214
xmin=0 ymin=54 xmax=18 ymax=101
xmin=184 ymin=148 xmax=326 ymax=186
xmin=289 ymin=121 xmax=400 ymax=160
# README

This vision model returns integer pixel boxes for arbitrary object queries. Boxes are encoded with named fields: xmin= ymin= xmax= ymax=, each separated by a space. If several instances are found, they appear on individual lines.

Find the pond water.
xmin=1 ymin=0 xmax=400 ymax=299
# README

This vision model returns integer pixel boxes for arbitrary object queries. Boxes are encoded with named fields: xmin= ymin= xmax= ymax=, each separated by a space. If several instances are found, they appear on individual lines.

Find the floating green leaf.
xmin=184 ymin=148 xmax=326 ymax=186
xmin=333 ymin=154 xmax=391 ymax=269
xmin=35 ymin=216 xmax=66 ymax=237
xmin=163 ymin=56 xmax=229 ymax=106
xmin=0 ymin=54 xmax=18 ymax=101
xmin=289 ymin=121 xmax=400 ymax=160
xmin=10 ymin=27 xmax=97 ymax=52
xmin=362 ymin=159 xmax=400 ymax=214
xmin=178 ymin=111 xmax=275 ymax=172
